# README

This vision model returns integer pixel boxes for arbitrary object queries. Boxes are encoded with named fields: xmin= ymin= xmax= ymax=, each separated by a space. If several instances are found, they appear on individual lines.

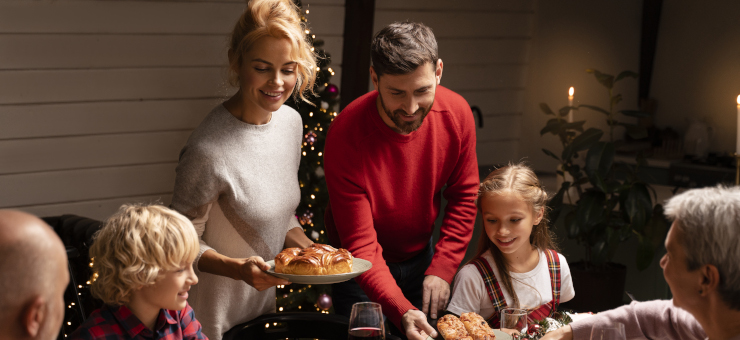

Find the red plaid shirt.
xmin=68 ymin=303 xmax=207 ymax=340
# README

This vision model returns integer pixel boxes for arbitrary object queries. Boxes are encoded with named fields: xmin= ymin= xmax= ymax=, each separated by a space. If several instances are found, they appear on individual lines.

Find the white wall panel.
xmin=23 ymin=194 xmax=173 ymax=221
xmin=374 ymin=12 xmax=533 ymax=39
xmin=0 ymin=1 xmax=240 ymax=34
xmin=438 ymin=39 xmax=531 ymax=65
xmin=443 ymin=64 xmax=527 ymax=91
xmin=0 ymin=68 xmax=230 ymax=105
xmin=0 ymin=131 xmax=189 ymax=175
xmin=0 ymin=0 xmax=344 ymax=217
xmin=0 ymin=99 xmax=218 ymax=139
xmin=0 ymin=163 xmax=177 ymax=207
xmin=476 ymin=114 xmax=521 ymax=143
xmin=0 ymin=35 xmax=229 ymax=70
xmin=459 ymin=90 xmax=525 ymax=115
xmin=476 ymin=139 xmax=520 ymax=166
xmin=375 ymin=0 xmax=535 ymax=11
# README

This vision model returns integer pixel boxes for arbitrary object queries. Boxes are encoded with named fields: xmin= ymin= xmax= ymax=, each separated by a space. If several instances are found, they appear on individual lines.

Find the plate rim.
xmin=263 ymin=258 xmax=372 ymax=284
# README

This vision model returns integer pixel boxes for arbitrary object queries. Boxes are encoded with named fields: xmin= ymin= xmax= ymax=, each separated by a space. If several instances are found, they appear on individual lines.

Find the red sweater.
xmin=324 ymin=86 xmax=479 ymax=328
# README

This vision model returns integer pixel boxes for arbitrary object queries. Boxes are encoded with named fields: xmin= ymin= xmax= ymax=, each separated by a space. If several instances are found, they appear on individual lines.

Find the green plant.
xmin=540 ymin=69 xmax=668 ymax=271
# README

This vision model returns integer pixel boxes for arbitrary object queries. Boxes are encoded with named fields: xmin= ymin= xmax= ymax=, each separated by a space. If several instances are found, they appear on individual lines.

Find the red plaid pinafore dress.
xmin=471 ymin=249 xmax=562 ymax=328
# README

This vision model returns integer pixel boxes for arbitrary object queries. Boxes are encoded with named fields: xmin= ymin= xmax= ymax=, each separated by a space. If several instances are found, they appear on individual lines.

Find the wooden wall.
xmin=374 ymin=0 xmax=535 ymax=168
xmin=0 ymin=0 xmax=344 ymax=220
xmin=1 ymin=0 xmax=533 ymax=220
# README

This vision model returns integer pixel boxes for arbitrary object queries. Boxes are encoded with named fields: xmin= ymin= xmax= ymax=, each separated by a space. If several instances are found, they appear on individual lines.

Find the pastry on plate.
xmin=274 ymin=243 xmax=353 ymax=275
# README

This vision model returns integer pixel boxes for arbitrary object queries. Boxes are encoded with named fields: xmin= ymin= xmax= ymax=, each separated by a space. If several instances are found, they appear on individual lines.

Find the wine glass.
xmin=348 ymin=302 xmax=385 ymax=340
xmin=590 ymin=322 xmax=626 ymax=340
xmin=500 ymin=308 xmax=528 ymax=339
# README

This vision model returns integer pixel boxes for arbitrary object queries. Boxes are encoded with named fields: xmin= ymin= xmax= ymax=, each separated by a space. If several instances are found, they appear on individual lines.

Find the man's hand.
xmin=234 ymin=256 xmax=290 ymax=291
xmin=402 ymin=310 xmax=437 ymax=340
xmin=422 ymin=275 xmax=450 ymax=319
xmin=540 ymin=325 xmax=574 ymax=340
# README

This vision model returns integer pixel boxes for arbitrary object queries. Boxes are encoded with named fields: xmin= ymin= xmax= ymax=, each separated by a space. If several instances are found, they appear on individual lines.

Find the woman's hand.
xmin=234 ymin=256 xmax=290 ymax=291
xmin=500 ymin=328 xmax=521 ymax=339
xmin=198 ymin=249 xmax=290 ymax=290
xmin=539 ymin=325 xmax=573 ymax=340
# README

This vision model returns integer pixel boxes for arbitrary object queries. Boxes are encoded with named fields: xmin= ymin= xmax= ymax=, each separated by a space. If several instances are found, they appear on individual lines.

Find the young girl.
xmin=447 ymin=163 xmax=574 ymax=329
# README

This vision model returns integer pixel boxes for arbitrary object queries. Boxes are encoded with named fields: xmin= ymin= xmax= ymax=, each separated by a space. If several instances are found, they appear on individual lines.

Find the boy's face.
xmin=139 ymin=261 xmax=198 ymax=312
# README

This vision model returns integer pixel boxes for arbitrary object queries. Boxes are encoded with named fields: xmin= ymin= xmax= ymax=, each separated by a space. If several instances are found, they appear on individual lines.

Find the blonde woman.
xmin=170 ymin=0 xmax=317 ymax=338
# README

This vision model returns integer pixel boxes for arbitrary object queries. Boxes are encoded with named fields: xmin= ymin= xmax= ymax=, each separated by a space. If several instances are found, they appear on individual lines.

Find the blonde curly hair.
xmin=228 ymin=0 xmax=318 ymax=103
xmin=89 ymin=204 xmax=199 ymax=305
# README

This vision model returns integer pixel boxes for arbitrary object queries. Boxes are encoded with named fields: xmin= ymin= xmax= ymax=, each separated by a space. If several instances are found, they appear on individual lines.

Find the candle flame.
xmin=737 ymin=94 xmax=740 ymax=105
xmin=569 ymin=87 xmax=574 ymax=96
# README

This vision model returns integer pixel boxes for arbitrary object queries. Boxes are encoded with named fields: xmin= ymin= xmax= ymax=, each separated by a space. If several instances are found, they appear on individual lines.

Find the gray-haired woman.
xmin=543 ymin=185 xmax=740 ymax=340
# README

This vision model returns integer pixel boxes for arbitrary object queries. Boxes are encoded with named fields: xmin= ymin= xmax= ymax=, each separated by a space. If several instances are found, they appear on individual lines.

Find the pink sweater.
xmin=324 ymin=86 xmax=479 ymax=329
xmin=570 ymin=300 xmax=706 ymax=339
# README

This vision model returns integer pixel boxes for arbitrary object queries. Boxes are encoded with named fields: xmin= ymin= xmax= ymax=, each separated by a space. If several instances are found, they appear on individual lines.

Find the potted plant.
xmin=539 ymin=69 xmax=669 ymax=312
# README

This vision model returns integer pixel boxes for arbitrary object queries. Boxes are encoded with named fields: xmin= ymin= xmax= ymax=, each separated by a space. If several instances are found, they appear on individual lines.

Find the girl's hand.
xmin=234 ymin=256 xmax=290 ymax=290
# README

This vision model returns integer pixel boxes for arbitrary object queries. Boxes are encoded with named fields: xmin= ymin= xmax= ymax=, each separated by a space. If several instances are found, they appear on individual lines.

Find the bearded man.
xmin=324 ymin=21 xmax=479 ymax=340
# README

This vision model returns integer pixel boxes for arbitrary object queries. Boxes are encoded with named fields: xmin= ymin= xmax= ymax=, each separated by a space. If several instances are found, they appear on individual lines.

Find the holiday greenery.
xmin=521 ymin=311 xmax=574 ymax=339
xmin=275 ymin=0 xmax=340 ymax=314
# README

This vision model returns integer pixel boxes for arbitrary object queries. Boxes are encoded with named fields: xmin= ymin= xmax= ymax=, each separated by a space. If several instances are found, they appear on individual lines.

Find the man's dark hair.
xmin=371 ymin=21 xmax=439 ymax=77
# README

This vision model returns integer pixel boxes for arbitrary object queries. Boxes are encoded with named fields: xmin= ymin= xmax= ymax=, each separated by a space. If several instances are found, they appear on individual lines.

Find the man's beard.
xmin=378 ymin=93 xmax=434 ymax=134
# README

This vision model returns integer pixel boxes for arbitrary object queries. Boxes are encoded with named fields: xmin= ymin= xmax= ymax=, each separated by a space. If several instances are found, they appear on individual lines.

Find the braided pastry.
xmin=275 ymin=243 xmax=353 ymax=275
xmin=460 ymin=312 xmax=496 ymax=340
xmin=437 ymin=314 xmax=473 ymax=340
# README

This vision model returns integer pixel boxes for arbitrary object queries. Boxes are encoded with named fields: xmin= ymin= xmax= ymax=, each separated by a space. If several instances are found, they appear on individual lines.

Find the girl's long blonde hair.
xmin=471 ymin=163 xmax=558 ymax=308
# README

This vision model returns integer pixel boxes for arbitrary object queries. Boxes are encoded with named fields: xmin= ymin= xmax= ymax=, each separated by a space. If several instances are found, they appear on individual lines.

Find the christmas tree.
xmin=275 ymin=0 xmax=340 ymax=314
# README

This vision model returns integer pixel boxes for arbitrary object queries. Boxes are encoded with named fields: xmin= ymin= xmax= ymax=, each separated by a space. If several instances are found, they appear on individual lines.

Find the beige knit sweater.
xmin=171 ymin=103 xmax=303 ymax=340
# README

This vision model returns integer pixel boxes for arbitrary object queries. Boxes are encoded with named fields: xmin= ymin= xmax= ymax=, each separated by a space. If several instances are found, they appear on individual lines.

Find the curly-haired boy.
xmin=69 ymin=204 xmax=207 ymax=339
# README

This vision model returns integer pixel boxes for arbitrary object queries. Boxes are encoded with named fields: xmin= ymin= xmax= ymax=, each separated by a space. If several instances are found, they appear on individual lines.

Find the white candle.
xmin=568 ymin=87 xmax=575 ymax=123
xmin=736 ymin=94 xmax=740 ymax=154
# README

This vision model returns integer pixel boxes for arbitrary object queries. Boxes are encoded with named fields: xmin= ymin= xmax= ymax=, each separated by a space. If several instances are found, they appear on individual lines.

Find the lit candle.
xmin=568 ymin=87 xmax=575 ymax=123
xmin=736 ymin=94 xmax=740 ymax=154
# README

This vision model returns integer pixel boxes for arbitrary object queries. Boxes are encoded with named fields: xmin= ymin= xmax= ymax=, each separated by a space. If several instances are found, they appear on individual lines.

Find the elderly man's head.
xmin=0 ymin=210 xmax=69 ymax=340
xmin=660 ymin=185 xmax=740 ymax=313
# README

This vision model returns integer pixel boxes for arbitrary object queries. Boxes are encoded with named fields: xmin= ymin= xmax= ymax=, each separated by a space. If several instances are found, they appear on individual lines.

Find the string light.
xmin=278 ymin=6 xmax=337 ymax=314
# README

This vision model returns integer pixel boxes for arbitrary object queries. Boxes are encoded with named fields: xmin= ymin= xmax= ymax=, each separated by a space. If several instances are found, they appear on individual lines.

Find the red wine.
xmin=348 ymin=327 xmax=385 ymax=340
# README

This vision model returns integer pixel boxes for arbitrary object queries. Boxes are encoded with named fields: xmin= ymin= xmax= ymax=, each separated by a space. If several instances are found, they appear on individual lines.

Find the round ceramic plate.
xmin=493 ymin=329 xmax=513 ymax=340
xmin=264 ymin=258 xmax=372 ymax=284
xmin=425 ymin=329 xmax=511 ymax=340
